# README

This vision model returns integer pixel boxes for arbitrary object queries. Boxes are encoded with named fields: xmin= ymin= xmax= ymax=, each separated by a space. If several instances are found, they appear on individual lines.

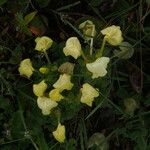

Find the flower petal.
xmin=63 ymin=37 xmax=81 ymax=59
xmin=18 ymin=58 xmax=34 ymax=78
xmin=80 ymin=83 xmax=99 ymax=106
xmin=86 ymin=57 xmax=110 ymax=79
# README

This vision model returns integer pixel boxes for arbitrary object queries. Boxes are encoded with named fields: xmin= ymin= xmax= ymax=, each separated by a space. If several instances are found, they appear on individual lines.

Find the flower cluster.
xmin=18 ymin=24 xmax=126 ymax=143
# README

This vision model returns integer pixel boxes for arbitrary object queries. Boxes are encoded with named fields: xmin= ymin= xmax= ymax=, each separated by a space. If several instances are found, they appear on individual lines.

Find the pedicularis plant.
xmin=18 ymin=23 xmax=134 ymax=143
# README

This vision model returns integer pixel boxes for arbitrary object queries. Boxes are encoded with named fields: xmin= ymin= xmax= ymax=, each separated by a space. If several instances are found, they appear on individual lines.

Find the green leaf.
xmin=24 ymin=11 xmax=37 ymax=25
xmin=0 ymin=0 xmax=7 ymax=6
xmin=16 ymin=13 xmax=32 ymax=36
xmin=114 ymin=42 xmax=134 ymax=59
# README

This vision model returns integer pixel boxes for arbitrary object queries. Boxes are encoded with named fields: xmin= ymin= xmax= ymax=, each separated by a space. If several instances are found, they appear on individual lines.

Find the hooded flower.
xmin=37 ymin=97 xmax=58 ymax=115
xmin=53 ymin=74 xmax=73 ymax=92
xmin=80 ymin=83 xmax=99 ymax=107
xmin=18 ymin=58 xmax=34 ymax=78
xmin=49 ymin=89 xmax=64 ymax=102
xmin=79 ymin=20 xmax=96 ymax=40
xmin=33 ymin=80 xmax=47 ymax=97
xmin=63 ymin=37 xmax=82 ymax=59
xmin=86 ymin=57 xmax=110 ymax=79
xmin=101 ymin=25 xmax=123 ymax=46
xmin=35 ymin=36 xmax=53 ymax=52
xmin=52 ymin=123 xmax=66 ymax=143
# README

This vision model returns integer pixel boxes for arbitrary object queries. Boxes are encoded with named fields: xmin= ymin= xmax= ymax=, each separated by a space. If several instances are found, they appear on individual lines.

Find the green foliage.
xmin=0 ymin=0 xmax=150 ymax=149
xmin=0 ymin=0 xmax=7 ymax=6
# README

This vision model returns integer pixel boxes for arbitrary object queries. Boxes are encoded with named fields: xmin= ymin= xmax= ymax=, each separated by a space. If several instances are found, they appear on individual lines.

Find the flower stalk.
xmin=96 ymin=38 xmax=106 ymax=58
xmin=44 ymin=51 xmax=51 ymax=65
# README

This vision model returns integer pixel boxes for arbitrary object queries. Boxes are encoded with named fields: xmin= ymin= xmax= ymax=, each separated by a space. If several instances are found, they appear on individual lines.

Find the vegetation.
xmin=0 ymin=0 xmax=150 ymax=149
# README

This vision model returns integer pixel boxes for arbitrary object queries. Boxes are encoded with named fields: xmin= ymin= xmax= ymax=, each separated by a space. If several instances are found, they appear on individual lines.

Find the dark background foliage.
xmin=0 ymin=0 xmax=150 ymax=149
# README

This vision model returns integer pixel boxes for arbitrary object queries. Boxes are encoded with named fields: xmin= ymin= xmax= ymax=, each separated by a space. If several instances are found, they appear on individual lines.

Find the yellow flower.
xmin=101 ymin=25 xmax=123 ymax=46
xmin=80 ymin=83 xmax=99 ymax=107
xmin=37 ymin=97 xmax=58 ymax=115
xmin=79 ymin=20 xmax=96 ymax=40
xmin=18 ymin=58 xmax=34 ymax=78
xmin=33 ymin=80 xmax=47 ymax=97
xmin=52 ymin=123 xmax=66 ymax=143
xmin=53 ymin=74 xmax=73 ymax=92
xmin=86 ymin=57 xmax=110 ymax=79
xmin=39 ymin=67 xmax=49 ymax=74
xmin=35 ymin=36 xmax=53 ymax=52
xmin=63 ymin=37 xmax=82 ymax=59
xmin=49 ymin=89 xmax=64 ymax=102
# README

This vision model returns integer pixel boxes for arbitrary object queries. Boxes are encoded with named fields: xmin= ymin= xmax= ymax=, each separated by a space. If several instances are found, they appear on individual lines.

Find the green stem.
xmin=96 ymin=38 xmax=106 ymax=58
xmin=44 ymin=51 xmax=51 ymax=65
xmin=81 ymin=50 xmax=88 ymax=62
xmin=90 ymin=25 xmax=95 ymax=55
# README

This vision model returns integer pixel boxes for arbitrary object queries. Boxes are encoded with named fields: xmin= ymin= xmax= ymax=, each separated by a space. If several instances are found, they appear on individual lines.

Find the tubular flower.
xmin=49 ymin=89 xmax=64 ymax=102
xmin=52 ymin=123 xmax=66 ymax=143
xmin=18 ymin=58 xmax=34 ymax=78
xmin=63 ymin=37 xmax=82 ymax=59
xmin=79 ymin=20 xmax=96 ymax=40
xmin=80 ymin=83 xmax=99 ymax=107
xmin=35 ymin=36 xmax=53 ymax=52
xmin=37 ymin=97 xmax=58 ymax=115
xmin=86 ymin=57 xmax=110 ymax=79
xmin=33 ymin=80 xmax=47 ymax=97
xmin=101 ymin=25 xmax=123 ymax=46
xmin=53 ymin=74 xmax=73 ymax=92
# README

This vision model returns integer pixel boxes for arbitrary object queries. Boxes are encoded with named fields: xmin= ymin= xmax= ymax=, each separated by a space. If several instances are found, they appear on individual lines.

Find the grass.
xmin=0 ymin=0 xmax=150 ymax=149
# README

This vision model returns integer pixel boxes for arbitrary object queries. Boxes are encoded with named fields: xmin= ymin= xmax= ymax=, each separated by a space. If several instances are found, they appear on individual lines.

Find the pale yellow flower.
xmin=80 ymin=83 xmax=99 ymax=107
xmin=52 ymin=123 xmax=66 ymax=143
xmin=18 ymin=58 xmax=34 ymax=78
xmin=79 ymin=20 xmax=96 ymax=40
xmin=49 ymin=89 xmax=64 ymax=102
xmin=39 ymin=67 xmax=49 ymax=74
xmin=86 ymin=57 xmax=110 ymax=79
xmin=53 ymin=74 xmax=73 ymax=92
xmin=101 ymin=25 xmax=123 ymax=46
xmin=33 ymin=80 xmax=47 ymax=97
xmin=63 ymin=37 xmax=82 ymax=59
xmin=37 ymin=97 xmax=58 ymax=115
xmin=35 ymin=36 xmax=53 ymax=52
